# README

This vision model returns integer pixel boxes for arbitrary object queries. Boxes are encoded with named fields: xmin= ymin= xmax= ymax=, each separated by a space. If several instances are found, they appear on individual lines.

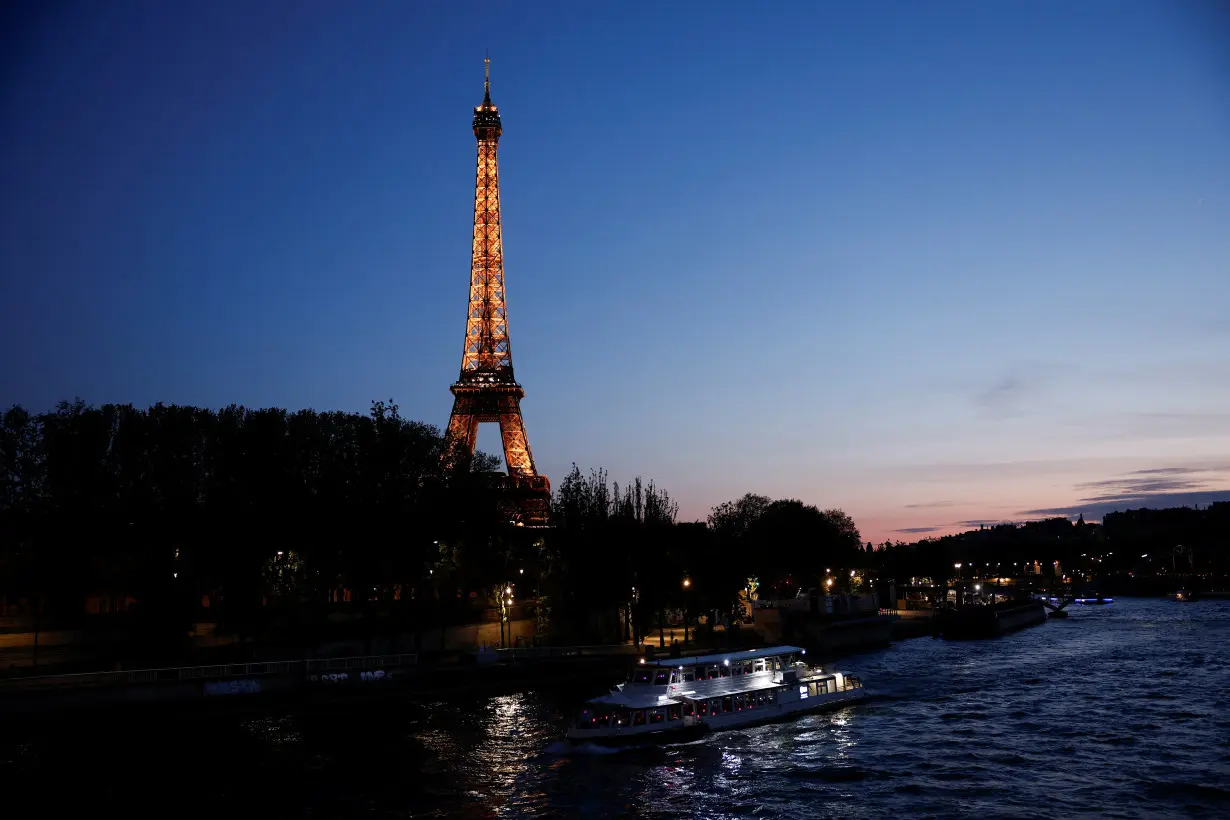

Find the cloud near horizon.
xmin=1023 ymin=489 xmax=1230 ymax=520
xmin=1020 ymin=465 xmax=1230 ymax=520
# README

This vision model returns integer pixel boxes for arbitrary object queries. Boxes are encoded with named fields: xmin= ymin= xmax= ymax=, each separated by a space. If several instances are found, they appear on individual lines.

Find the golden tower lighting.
xmin=442 ymin=59 xmax=550 ymax=525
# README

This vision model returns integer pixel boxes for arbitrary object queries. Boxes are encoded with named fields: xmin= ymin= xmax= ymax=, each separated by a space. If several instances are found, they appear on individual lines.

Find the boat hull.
xmin=566 ymin=688 xmax=867 ymax=746
xmin=567 ymin=721 xmax=709 ymax=747
xmin=935 ymin=601 xmax=1046 ymax=640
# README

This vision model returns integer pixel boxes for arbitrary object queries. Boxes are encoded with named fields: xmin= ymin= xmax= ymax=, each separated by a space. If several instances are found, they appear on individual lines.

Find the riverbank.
xmin=0 ymin=610 xmax=948 ymax=721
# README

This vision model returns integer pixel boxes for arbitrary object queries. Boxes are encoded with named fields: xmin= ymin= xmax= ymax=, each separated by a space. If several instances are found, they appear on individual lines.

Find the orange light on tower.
xmin=441 ymin=58 xmax=550 ymax=525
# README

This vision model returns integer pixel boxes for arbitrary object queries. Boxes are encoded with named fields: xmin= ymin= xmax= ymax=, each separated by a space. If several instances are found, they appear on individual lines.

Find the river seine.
xmin=4 ymin=599 xmax=1228 ymax=818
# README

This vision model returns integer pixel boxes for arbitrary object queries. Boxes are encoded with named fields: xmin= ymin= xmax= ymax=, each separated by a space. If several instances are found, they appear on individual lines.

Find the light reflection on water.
xmin=2 ymin=600 xmax=1229 ymax=818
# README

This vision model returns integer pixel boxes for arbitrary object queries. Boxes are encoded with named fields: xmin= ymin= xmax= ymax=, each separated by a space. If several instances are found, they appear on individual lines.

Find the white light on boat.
xmin=639 ymin=658 xmax=645 ymax=664
xmin=801 ymin=649 xmax=806 ymax=655
xmin=724 ymin=659 xmax=730 ymax=666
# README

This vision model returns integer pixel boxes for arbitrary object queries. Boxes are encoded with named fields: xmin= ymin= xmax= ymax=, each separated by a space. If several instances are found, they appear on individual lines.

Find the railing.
xmin=304 ymin=654 xmax=418 ymax=672
xmin=493 ymin=644 xmax=638 ymax=660
xmin=0 ymin=653 xmax=418 ymax=693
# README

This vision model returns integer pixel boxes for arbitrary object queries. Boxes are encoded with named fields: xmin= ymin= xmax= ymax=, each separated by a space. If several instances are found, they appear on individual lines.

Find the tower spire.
xmin=484 ymin=54 xmax=491 ymax=104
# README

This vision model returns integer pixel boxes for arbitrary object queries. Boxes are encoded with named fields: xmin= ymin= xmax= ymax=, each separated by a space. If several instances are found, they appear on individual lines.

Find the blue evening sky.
xmin=2 ymin=1 xmax=1228 ymax=541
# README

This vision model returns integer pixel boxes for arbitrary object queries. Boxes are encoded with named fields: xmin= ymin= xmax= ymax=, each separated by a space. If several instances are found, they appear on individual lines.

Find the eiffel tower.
xmin=443 ymin=59 xmax=550 ymax=526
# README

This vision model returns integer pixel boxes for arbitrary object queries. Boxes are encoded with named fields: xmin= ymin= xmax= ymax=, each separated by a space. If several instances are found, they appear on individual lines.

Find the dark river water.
xmin=5 ymin=599 xmax=1230 ymax=819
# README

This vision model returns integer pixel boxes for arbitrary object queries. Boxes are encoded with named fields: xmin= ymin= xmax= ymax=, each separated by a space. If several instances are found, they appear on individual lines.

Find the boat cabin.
xmin=624 ymin=646 xmax=805 ymax=687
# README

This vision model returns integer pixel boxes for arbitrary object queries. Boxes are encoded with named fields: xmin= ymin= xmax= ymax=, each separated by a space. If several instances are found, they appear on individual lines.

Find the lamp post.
xmin=499 ymin=584 xmax=514 ymax=648
xmin=682 ymin=577 xmax=691 ymax=646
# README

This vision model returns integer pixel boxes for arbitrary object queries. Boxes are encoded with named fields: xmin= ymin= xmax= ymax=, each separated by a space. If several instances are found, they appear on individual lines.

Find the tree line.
xmin=873 ymin=508 xmax=1230 ymax=588
xmin=0 ymin=399 xmax=867 ymax=656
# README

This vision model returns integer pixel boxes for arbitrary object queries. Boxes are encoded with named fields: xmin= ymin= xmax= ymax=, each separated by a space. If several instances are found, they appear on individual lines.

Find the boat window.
xmin=632 ymin=669 xmax=652 ymax=685
xmin=683 ymin=669 xmax=696 ymax=682
xmin=667 ymin=705 xmax=680 ymax=721
xmin=808 ymin=682 xmax=818 ymax=697
xmin=682 ymin=701 xmax=694 ymax=717
xmin=697 ymin=701 xmax=709 ymax=716
xmin=719 ymin=665 xmax=730 ymax=678
xmin=753 ymin=660 xmax=766 ymax=673
xmin=742 ymin=662 xmax=753 ymax=675
xmin=577 ymin=708 xmax=595 ymax=727
xmin=654 ymin=670 xmax=670 ymax=686
xmin=722 ymin=696 xmax=733 ymax=713
xmin=649 ymin=708 xmax=665 ymax=724
xmin=745 ymin=693 xmax=755 ymax=709
xmin=735 ymin=694 xmax=746 ymax=711
xmin=613 ymin=708 xmax=629 ymax=727
xmin=732 ymin=665 xmax=743 ymax=676
xmin=817 ymin=680 xmax=829 ymax=695
xmin=632 ymin=710 xmax=646 ymax=726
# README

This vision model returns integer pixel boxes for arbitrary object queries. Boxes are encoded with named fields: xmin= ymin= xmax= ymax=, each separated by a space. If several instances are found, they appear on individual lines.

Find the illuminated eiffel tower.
xmin=442 ymin=59 xmax=550 ymax=526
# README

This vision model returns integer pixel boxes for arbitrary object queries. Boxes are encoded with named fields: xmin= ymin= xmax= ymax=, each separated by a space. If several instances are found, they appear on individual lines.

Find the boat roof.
xmin=646 ymin=645 xmax=805 ymax=669
xmin=671 ymin=677 xmax=784 ymax=699
xmin=586 ymin=690 xmax=682 ymax=708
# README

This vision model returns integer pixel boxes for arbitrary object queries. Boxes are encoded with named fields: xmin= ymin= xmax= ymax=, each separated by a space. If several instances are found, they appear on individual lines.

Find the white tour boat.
xmin=566 ymin=645 xmax=867 ymax=746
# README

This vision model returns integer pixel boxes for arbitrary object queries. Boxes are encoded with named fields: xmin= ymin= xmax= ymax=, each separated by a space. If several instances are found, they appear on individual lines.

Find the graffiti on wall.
xmin=308 ymin=669 xmax=392 ymax=684
xmin=204 ymin=679 xmax=262 ymax=696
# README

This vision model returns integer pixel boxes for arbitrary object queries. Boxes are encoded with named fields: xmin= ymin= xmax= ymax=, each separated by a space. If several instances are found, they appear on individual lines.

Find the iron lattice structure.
xmin=443 ymin=60 xmax=550 ymax=525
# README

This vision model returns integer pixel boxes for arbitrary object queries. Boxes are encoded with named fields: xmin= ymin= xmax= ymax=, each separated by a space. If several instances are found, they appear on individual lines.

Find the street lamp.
xmin=682 ymin=577 xmax=692 ymax=646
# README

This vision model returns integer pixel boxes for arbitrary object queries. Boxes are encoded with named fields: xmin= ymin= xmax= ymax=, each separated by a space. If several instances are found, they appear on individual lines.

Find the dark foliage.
xmin=0 ymin=399 xmax=870 ymax=655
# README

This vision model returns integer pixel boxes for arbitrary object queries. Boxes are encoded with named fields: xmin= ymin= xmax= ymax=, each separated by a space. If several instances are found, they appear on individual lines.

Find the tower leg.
xmin=498 ymin=401 xmax=536 ymax=477
xmin=444 ymin=398 xmax=480 ymax=466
